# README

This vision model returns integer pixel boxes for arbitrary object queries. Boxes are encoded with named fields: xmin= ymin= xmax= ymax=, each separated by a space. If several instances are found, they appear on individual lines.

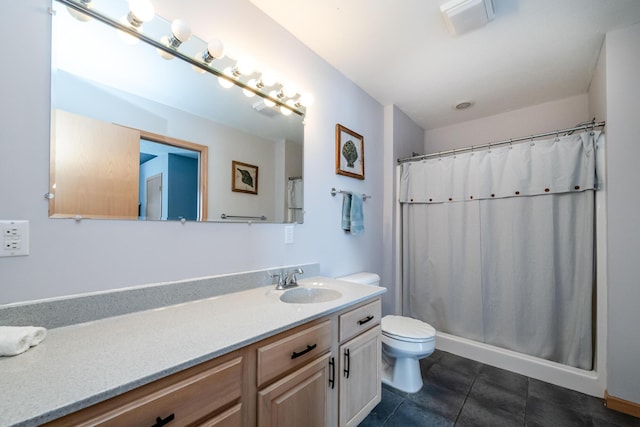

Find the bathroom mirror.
xmin=50 ymin=0 xmax=304 ymax=223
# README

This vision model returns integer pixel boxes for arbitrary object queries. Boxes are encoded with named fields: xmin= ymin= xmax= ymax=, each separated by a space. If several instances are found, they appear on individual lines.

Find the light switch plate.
xmin=284 ymin=225 xmax=294 ymax=244
xmin=1 ymin=220 xmax=29 ymax=257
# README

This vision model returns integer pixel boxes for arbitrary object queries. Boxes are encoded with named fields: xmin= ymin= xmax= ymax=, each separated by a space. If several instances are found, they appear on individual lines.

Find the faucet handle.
xmin=285 ymin=268 xmax=304 ymax=285
xmin=270 ymin=272 xmax=284 ymax=288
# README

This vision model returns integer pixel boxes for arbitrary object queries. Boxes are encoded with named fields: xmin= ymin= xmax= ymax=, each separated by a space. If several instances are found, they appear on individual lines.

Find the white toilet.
xmin=337 ymin=272 xmax=436 ymax=393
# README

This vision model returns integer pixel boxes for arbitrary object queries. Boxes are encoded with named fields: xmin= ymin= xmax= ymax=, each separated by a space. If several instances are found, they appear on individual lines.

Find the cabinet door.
xmin=258 ymin=352 xmax=332 ymax=427
xmin=339 ymin=326 xmax=381 ymax=427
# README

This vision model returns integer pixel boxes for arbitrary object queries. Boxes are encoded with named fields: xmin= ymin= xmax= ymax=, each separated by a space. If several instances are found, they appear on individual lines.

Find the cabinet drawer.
xmin=339 ymin=299 xmax=381 ymax=343
xmin=257 ymin=320 xmax=332 ymax=387
xmin=199 ymin=403 xmax=242 ymax=427
xmin=45 ymin=356 xmax=243 ymax=427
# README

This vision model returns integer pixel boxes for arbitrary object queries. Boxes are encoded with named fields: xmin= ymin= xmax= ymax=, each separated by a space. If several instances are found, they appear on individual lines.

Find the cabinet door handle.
xmin=343 ymin=349 xmax=350 ymax=379
xmin=151 ymin=413 xmax=175 ymax=427
xmin=291 ymin=343 xmax=317 ymax=359
xmin=329 ymin=357 xmax=335 ymax=389
xmin=358 ymin=315 xmax=374 ymax=325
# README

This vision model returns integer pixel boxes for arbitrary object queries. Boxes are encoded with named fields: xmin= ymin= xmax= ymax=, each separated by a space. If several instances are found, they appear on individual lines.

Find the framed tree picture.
xmin=232 ymin=160 xmax=259 ymax=194
xmin=335 ymin=124 xmax=364 ymax=180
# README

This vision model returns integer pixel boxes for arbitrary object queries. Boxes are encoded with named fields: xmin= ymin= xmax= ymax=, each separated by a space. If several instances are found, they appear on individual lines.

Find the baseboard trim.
xmin=605 ymin=390 xmax=640 ymax=418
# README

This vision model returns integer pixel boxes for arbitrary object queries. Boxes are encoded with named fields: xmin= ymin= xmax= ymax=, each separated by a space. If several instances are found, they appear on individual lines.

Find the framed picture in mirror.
xmin=232 ymin=160 xmax=259 ymax=194
xmin=336 ymin=124 xmax=365 ymax=180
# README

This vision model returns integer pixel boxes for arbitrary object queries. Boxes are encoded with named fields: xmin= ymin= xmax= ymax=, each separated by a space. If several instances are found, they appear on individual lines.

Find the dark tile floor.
xmin=359 ymin=350 xmax=640 ymax=427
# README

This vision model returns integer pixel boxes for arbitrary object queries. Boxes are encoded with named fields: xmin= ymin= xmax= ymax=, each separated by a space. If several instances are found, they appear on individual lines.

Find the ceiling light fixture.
xmin=455 ymin=101 xmax=474 ymax=110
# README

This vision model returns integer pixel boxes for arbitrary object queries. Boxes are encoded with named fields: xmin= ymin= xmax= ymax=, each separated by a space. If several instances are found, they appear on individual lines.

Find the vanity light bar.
xmin=57 ymin=0 xmax=305 ymax=117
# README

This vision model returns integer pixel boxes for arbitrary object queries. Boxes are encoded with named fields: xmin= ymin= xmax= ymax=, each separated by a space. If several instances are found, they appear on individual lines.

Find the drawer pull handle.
xmin=151 ymin=413 xmax=175 ymax=427
xmin=344 ymin=348 xmax=350 ymax=379
xmin=329 ymin=357 xmax=335 ymax=389
xmin=358 ymin=315 xmax=374 ymax=325
xmin=291 ymin=343 xmax=317 ymax=359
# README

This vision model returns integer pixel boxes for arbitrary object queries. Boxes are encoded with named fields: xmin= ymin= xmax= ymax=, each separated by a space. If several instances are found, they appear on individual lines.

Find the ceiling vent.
xmin=440 ymin=0 xmax=495 ymax=36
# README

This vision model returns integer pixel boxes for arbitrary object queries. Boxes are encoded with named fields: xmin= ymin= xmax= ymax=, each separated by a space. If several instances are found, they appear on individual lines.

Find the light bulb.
xmin=218 ymin=67 xmax=235 ymax=89
xmin=264 ymin=91 xmax=277 ymax=108
xmin=258 ymin=70 xmax=276 ymax=88
xmin=169 ymin=19 xmax=191 ymax=47
xmin=280 ymin=99 xmax=296 ymax=116
xmin=67 ymin=0 xmax=93 ymax=22
xmin=117 ymin=16 xmax=140 ymax=44
xmin=298 ymin=93 xmax=314 ymax=107
xmin=235 ymin=58 xmax=254 ymax=76
xmin=128 ymin=0 xmax=154 ymax=26
xmin=157 ymin=36 xmax=174 ymax=60
xmin=281 ymin=83 xmax=297 ymax=99
xmin=243 ymin=79 xmax=257 ymax=97
xmin=204 ymin=39 xmax=225 ymax=62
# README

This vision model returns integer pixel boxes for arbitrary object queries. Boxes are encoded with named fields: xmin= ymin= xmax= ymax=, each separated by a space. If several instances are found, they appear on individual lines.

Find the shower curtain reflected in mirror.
xmin=400 ymin=131 xmax=602 ymax=370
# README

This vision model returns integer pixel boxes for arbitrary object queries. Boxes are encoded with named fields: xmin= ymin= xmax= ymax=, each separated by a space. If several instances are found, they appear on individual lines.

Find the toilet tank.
xmin=336 ymin=272 xmax=380 ymax=286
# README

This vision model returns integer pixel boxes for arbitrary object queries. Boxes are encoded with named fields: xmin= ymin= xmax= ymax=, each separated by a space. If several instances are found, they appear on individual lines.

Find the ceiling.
xmin=244 ymin=0 xmax=640 ymax=130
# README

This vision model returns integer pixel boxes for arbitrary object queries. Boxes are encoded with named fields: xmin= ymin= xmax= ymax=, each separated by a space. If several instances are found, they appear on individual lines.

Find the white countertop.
xmin=0 ymin=277 xmax=384 ymax=427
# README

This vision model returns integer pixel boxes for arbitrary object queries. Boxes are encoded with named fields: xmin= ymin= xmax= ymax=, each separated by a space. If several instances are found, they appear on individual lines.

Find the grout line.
xmin=523 ymin=377 xmax=530 ymax=426
xmin=453 ymin=372 xmax=478 ymax=425
xmin=382 ymin=399 xmax=405 ymax=427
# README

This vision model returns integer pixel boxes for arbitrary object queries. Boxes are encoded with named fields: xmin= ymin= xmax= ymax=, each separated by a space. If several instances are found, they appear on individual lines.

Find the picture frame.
xmin=231 ymin=160 xmax=259 ymax=195
xmin=335 ymin=124 xmax=365 ymax=180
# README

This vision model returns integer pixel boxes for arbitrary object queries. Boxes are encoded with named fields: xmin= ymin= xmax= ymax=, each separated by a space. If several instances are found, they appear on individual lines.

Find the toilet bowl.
xmin=336 ymin=273 xmax=436 ymax=393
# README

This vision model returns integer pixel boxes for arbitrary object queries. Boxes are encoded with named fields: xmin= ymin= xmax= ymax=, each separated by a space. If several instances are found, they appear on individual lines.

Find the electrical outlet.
xmin=0 ymin=220 xmax=29 ymax=257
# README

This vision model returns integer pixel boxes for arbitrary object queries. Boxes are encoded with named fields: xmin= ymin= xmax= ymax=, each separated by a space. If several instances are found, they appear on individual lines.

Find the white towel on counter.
xmin=0 ymin=326 xmax=47 ymax=357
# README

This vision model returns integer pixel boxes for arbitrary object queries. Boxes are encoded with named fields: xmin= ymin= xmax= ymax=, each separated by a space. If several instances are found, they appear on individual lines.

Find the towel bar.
xmin=330 ymin=187 xmax=371 ymax=200
xmin=220 ymin=214 xmax=267 ymax=220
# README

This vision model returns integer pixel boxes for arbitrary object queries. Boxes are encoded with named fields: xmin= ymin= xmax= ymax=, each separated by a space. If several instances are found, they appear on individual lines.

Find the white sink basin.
xmin=280 ymin=287 xmax=342 ymax=304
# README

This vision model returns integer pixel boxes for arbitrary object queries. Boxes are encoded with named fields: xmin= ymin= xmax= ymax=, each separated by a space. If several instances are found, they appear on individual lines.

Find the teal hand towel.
xmin=350 ymin=193 xmax=364 ymax=235
xmin=341 ymin=192 xmax=352 ymax=231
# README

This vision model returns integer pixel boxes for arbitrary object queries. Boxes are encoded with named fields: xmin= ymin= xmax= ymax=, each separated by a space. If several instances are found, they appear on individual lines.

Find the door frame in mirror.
xmin=138 ymin=129 xmax=209 ymax=221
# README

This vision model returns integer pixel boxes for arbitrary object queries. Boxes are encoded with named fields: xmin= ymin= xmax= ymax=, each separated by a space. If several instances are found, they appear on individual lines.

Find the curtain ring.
xmin=509 ymin=139 xmax=513 ymax=149
xmin=488 ymin=143 xmax=492 ymax=153
xmin=530 ymin=135 xmax=535 ymax=146
xmin=453 ymin=148 xmax=456 ymax=158
xmin=470 ymin=145 xmax=474 ymax=156
xmin=438 ymin=151 xmax=442 ymax=161
xmin=555 ymin=131 xmax=559 ymax=141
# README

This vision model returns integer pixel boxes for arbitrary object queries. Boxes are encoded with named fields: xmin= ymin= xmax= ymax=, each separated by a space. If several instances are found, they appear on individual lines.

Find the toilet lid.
xmin=381 ymin=315 xmax=436 ymax=341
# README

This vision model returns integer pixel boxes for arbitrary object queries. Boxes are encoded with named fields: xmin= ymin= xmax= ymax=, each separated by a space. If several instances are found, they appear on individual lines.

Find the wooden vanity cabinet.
xmin=43 ymin=297 xmax=382 ymax=427
xmin=42 ymin=351 xmax=245 ymax=427
xmin=338 ymin=300 xmax=382 ymax=427
xmin=254 ymin=319 xmax=334 ymax=427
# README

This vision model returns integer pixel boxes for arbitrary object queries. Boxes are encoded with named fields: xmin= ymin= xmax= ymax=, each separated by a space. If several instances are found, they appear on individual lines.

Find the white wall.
xmin=382 ymin=105 xmax=425 ymax=315
xmin=0 ymin=0 xmax=384 ymax=304
xmin=601 ymin=22 xmax=640 ymax=405
xmin=424 ymin=94 xmax=590 ymax=153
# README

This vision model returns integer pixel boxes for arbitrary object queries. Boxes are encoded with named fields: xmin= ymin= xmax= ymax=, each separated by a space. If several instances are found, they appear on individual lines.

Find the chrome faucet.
xmin=272 ymin=268 xmax=304 ymax=290
xmin=284 ymin=268 xmax=304 ymax=287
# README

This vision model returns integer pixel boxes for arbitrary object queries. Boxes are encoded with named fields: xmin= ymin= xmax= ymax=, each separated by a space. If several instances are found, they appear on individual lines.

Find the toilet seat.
xmin=381 ymin=315 xmax=436 ymax=343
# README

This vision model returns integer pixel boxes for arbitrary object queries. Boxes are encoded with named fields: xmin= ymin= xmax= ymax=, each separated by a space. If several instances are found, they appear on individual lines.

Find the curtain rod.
xmin=397 ymin=121 xmax=605 ymax=164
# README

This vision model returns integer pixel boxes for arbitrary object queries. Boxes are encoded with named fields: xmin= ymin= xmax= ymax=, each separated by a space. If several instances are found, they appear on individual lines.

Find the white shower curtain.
xmin=400 ymin=131 xmax=602 ymax=370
